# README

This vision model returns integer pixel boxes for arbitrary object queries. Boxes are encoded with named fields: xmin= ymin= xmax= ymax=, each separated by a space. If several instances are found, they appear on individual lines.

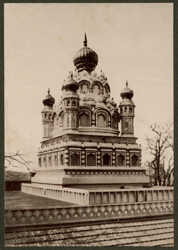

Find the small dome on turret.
xmin=43 ymin=89 xmax=55 ymax=107
xmin=120 ymin=81 xmax=134 ymax=99
xmin=62 ymin=71 xmax=79 ymax=92
xmin=73 ymin=34 xmax=98 ymax=73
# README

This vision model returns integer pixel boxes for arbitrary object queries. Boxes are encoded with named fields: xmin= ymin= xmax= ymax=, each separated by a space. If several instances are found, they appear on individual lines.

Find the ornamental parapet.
xmin=6 ymin=198 xmax=173 ymax=228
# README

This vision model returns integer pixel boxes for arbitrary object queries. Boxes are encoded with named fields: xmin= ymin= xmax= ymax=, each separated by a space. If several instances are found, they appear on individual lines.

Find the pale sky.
xmin=5 ymin=3 xmax=173 ymax=171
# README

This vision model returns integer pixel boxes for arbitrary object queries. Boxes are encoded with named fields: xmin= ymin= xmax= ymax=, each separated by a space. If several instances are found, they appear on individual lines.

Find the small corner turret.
xmin=119 ymin=81 xmax=135 ymax=136
xmin=41 ymin=89 xmax=55 ymax=138
xmin=62 ymin=71 xmax=80 ymax=130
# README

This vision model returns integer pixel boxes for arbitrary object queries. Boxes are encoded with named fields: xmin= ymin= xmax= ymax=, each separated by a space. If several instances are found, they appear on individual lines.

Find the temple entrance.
xmin=103 ymin=153 xmax=111 ymax=166
xmin=87 ymin=153 xmax=96 ymax=166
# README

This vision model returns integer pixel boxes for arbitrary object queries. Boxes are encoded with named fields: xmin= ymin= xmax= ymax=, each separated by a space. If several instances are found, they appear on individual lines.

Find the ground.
xmin=5 ymin=191 xmax=73 ymax=210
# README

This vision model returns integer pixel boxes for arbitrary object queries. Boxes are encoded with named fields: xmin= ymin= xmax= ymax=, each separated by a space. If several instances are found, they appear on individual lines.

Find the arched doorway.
xmin=87 ymin=153 xmax=96 ymax=166
xmin=132 ymin=155 xmax=138 ymax=166
xmin=71 ymin=152 xmax=80 ymax=166
xmin=103 ymin=153 xmax=111 ymax=166
xmin=118 ymin=155 xmax=125 ymax=166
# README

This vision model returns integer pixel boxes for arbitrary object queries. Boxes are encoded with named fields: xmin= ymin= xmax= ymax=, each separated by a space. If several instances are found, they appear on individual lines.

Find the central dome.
xmin=73 ymin=34 xmax=98 ymax=73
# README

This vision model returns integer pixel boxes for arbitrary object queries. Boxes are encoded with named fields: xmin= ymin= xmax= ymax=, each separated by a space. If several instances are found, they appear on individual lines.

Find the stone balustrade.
xmin=22 ymin=184 xmax=89 ymax=205
xmin=88 ymin=187 xmax=174 ymax=205
xmin=22 ymin=184 xmax=173 ymax=206
xmin=5 ymin=200 xmax=173 ymax=228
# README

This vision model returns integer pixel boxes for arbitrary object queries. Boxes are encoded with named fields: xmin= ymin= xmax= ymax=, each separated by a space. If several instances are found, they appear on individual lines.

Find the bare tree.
xmin=5 ymin=151 xmax=32 ymax=173
xmin=145 ymin=123 xmax=173 ymax=186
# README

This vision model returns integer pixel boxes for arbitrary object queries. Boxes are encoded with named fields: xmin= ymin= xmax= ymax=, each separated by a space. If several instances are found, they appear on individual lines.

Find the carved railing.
xmin=22 ymin=184 xmax=173 ymax=206
xmin=5 ymin=200 xmax=173 ymax=228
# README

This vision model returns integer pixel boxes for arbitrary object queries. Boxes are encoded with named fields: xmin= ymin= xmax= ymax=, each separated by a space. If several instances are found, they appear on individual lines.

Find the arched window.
xmin=118 ymin=155 xmax=125 ymax=166
xmin=129 ymin=107 xmax=132 ymax=113
xmin=93 ymin=84 xmax=100 ymax=95
xmin=80 ymin=113 xmax=90 ymax=127
xmin=87 ymin=153 xmax=96 ymax=166
xmin=81 ymin=84 xmax=88 ymax=94
xmin=60 ymin=154 xmax=64 ymax=165
xmin=39 ymin=158 xmax=41 ymax=168
xmin=125 ymin=121 xmax=129 ymax=128
xmin=67 ymin=100 xmax=70 ymax=106
xmin=97 ymin=114 xmax=106 ymax=127
xmin=71 ymin=152 xmax=80 ymax=166
xmin=132 ymin=155 xmax=139 ymax=166
xmin=103 ymin=153 xmax=111 ymax=166
xmin=48 ymin=156 xmax=52 ymax=167
xmin=55 ymin=155 xmax=58 ymax=167
xmin=111 ymin=115 xmax=117 ymax=129
xmin=43 ymin=157 xmax=46 ymax=168
xmin=104 ymin=85 xmax=110 ymax=97
xmin=58 ymin=116 xmax=62 ymax=127
xmin=72 ymin=100 xmax=76 ymax=106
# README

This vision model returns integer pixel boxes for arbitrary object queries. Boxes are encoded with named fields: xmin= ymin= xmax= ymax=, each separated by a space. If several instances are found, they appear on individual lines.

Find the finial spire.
xmin=69 ymin=71 xmax=73 ymax=78
xmin=126 ymin=80 xmax=128 ymax=87
xmin=48 ymin=88 xmax=50 ymax=94
xmin=83 ymin=33 xmax=87 ymax=47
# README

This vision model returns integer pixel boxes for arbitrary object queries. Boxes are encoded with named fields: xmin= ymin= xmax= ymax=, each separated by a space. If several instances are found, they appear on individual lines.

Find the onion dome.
xmin=120 ymin=81 xmax=134 ymax=99
xmin=62 ymin=71 xmax=79 ymax=92
xmin=73 ymin=33 xmax=98 ymax=73
xmin=43 ymin=89 xmax=55 ymax=107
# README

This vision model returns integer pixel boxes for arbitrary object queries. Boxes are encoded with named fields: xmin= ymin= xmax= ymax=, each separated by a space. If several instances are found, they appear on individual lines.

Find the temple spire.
xmin=48 ymin=88 xmax=50 ymax=94
xmin=83 ymin=33 xmax=87 ymax=47
xmin=126 ymin=81 xmax=128 ymax=87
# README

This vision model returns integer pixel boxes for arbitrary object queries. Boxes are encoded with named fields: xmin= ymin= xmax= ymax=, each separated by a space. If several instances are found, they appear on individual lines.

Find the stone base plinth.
xmin=31 ymin=167 xmax=150 ymax=187
xmin=22 ymin=183 xmax=173 ymax=206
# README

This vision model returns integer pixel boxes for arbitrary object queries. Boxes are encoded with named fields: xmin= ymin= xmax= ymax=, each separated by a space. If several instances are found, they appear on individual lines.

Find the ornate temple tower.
xmin=30 ymin=34 xmax=149 ymax=189
xmin=120 ymin=82 xmax=135 ymax=136
xmin=62 ymin=72 xmax=80 ymax=130
xmin=41 ymin=89 xmax=55 ymax=139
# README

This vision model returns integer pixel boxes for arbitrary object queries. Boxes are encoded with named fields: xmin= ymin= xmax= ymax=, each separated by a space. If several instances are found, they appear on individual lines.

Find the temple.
xmin=22 ymin=34 xmax=150 ymax=204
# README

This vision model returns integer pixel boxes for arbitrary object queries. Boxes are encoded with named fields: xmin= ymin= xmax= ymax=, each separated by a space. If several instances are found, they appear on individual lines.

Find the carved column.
xmin=91 ymin=109 xmax=96 ymax=127
xmin=81 ymin=149 xmax=85 ymax=166
xmin=64 ymin=149 xmax=69 ymax=166
xmin=126 ymin=150 xmax=130 ymax=167
xmin=97 ymin=147 xmax=101 ymax=166
xmin=108 ymin=115 xmax=111 ymax=128
xmin=112 ymin=149 xmax=116 ymax=166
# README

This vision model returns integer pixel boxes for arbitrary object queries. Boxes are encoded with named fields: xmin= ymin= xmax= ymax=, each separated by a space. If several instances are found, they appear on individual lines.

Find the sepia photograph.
xmin=4 ymin=3 xmax=173 ymax=247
